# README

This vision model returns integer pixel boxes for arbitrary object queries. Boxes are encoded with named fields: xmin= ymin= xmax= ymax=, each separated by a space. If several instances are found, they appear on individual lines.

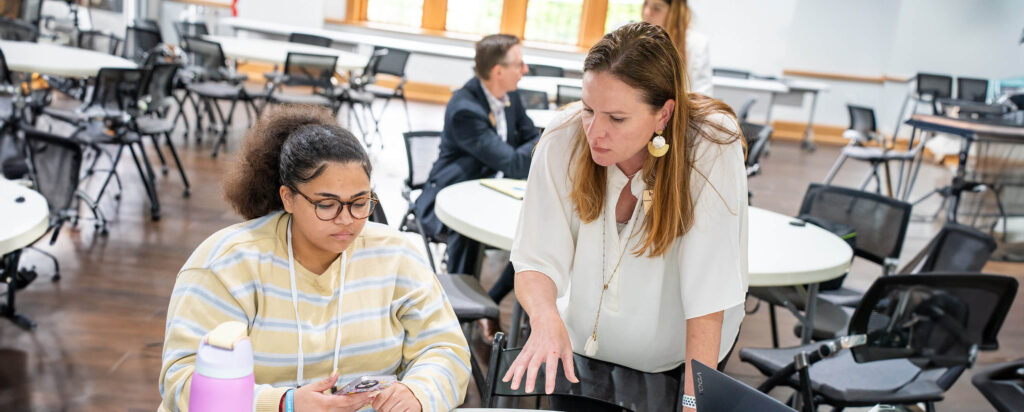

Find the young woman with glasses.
xmin=160 ymin=106 xmax=470 ymax=412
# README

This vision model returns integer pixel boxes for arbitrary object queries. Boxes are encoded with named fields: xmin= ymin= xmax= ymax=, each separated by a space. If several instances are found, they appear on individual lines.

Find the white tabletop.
xmin=0 ymin=180 xmax=49 ymax=256
xmin=203 ymin=35 xmax=369 ymax=72
xmin=435 ymin=179 xmax=851 ymax=286
xmin=517 ymin=75 xmax=792 ymax=100
xmin=0 ymin=40 xmax=136 ymax=78
xmin=526 ymin=109 xmax=558 ymax=129
xmin=783 ymin=78 xmax=830 ymax=93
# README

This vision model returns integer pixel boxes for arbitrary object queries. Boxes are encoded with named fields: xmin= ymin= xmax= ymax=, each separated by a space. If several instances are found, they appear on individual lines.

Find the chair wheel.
xmin=100 ymin=228 xmax=109 ymax=236
xmin=162 ymin=166 xmax=169 ymax=175
xmin=183 ymin=189 xmax=191 ymax=198
xmin=51 ymin=274 xmax=60 ymax=282
xmin=114 ymin=194 xmax=121 ymax=200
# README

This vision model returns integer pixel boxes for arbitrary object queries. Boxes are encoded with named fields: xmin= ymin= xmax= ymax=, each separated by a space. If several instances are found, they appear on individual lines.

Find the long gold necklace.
xmin=583 ymin=201 xmax=636 ymax=357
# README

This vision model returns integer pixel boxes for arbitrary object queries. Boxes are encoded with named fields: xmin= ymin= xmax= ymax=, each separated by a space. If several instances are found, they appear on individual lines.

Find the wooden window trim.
xmin=578 ymin=0 xmax=607 ymax=48
xmin=422 ymin=0 xmax=448 ymax=31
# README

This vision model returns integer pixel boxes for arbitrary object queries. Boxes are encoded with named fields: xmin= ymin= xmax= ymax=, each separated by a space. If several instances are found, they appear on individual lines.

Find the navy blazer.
xmin=414 ymin=77 xmax=540 ymax=237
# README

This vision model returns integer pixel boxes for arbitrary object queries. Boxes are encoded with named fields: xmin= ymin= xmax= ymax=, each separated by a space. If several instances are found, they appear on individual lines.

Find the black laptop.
xmin=691 ymin=360 xmax=794 ymax=411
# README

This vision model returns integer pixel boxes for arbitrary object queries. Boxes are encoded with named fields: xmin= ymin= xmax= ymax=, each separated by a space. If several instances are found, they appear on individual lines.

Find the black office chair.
xmin=742 ymin=273 xmax=1018 ymax=412
xmin=823 ymin=104 xmax=923 ymax=197
xmin=122 ymin=26 xmax=164 ymax=64
xmin=736 ymin=96 xmax=757 ymax=123
xmin=517 ymin=89 xmax=549 ymax=110
xmin=132 ymin=18 xmax=161 ymax=32
xmin=972 ymin=359 xmax=1024 ymax=412
xmin=133 ymin=63 xmax=191 ymax=197
xmin=174 ymin=20 xmax=209 ymax=42
xmin=957 ymin=77 xmax=989 ymax=103
xmin=740 ymin=121 xmax=773 ymax=178
xmin=713 ymin=68 xmax=751 ymax=79
xmin=265 ymin=52 xmax=340 ymax=111
xmin=353 ymin=46 xmax=412 ymax=132
xmin=555 ymin=85 xmax=581 ymax=108
xmin=78 ymin=30 xmax=122 ymax=55
xmin=0 ymin=16 xmax=38 ymax=41
xmin=526 ymin=64 xmax=564 ymax=77
xmin=288 ymin=32 xmax=332 ymax=47
xmin=17 ymin=0 xmax=43 ymax=27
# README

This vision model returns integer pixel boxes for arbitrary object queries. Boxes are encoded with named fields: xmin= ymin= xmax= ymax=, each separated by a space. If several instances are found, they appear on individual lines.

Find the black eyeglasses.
xmin=290 ymin=187 xmax=378 ymax=221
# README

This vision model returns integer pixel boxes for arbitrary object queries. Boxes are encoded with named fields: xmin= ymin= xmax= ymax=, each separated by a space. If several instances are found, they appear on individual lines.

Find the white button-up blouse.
xmin=510 ymin=104 xmax=748 ymax=373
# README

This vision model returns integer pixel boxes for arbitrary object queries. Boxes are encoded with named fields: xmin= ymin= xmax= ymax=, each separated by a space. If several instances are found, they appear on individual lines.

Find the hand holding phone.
xmin=332 ymin=375 xmax=397 ymax=395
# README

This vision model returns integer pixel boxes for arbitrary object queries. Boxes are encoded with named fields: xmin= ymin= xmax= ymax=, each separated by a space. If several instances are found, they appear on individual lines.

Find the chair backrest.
xmin=288 ymin=32 xmax=332 ymax=48
xmin=485 ymin=332 xmax=683 ymax=411
xmin=527 ymin=64 xmax=564 ymax=77
xmin=372 ymin=46 xmax=410 ymax=78
xmin=0 ymin=16 xmax=38 ymax=41
xmin=132 ymin=18 xmax=161 ymax=32
xmin=736 ymin=96 xmax=757 ymax=123
xmin=916 ymin=73 xmax=953 ymax=99
xmin=181 ymin=36 xmax=227 ymax=75
xmin=740 ymin=121 xmax=772 ymax=176
xmin=282 ymin=52 xmax=338 ymax=89
xmin=847 ymin=104 xmax=877 ymax=135
xmin=556 ymin=85 xmax=581 ymax=108
xmin=86 ymin=68 xmax=145 ymax=113
xmin=174 ymin=21 xmax=209 ymax=40
xmin=78 ymin=30 xmax=121 ymax=55
xmin=368 ymin=193 xmax=387 ymax=225
xmin=713 ymin=67 xmax=751 ymax=79
xmin=899 ymin=222 xmax=997 ymax=274
xmin=957 ymin=77 xmax=989 ymax=103
xmin=517 ymin=89 xmax=549 ymax=110
xmin=23 ymin=127 xmax=83 ymax=220
xmin=849 ymin=274 xmax=1017 ymax=366
xmin=402 ymin=131 xmax=442 ymax=191
xmin=799 ymin=183 xmax=913 ymax=268
xmin=139 ymin=63 xmax=180 ymax=113
xmin=123 ymin=26 xmax=163 ymax=64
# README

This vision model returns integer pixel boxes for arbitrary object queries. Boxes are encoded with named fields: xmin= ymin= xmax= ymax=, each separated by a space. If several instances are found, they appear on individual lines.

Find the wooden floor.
xmin=0 ymin=99 xmax=1021 ymax=411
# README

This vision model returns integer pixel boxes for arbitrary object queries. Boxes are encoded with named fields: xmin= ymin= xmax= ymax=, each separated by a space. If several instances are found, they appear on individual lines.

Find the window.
xmin=445 ymin=0 xmax=503 ymax=35
xmin=523 ymin=0 xmax=583 ymax=45
xmin=366 ymin=0 xmax=424 ymax=27
xmin=605 ymin=0 xmax=642 ymax=33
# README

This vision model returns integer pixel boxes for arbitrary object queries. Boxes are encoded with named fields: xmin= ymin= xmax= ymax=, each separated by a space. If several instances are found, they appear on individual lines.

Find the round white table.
xmin=0 ymin=179 xmax=49 ymax=330
xmin=204 ymin=35 xmax=369 ymax=72
xmin=526 ymin=109 xmax=558 ymax=130
xmin=435 ymin=179 xmax=852 ymax=344
xmin=0 ymin=40 xmax=137 ymax=77
xmin=0 ymin=179 xmax=49 ymax=256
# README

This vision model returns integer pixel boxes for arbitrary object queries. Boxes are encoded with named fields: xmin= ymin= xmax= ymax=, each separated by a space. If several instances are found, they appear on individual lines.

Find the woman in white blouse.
xmin=642 ymin=0 xmax=713 ymax=96
xmin=503 ymin=23 xmax=748 ymax=411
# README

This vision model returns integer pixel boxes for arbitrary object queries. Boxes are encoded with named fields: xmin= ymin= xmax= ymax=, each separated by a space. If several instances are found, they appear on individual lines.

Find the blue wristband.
xmin=285 ymin=388 xmax=295 ymax=412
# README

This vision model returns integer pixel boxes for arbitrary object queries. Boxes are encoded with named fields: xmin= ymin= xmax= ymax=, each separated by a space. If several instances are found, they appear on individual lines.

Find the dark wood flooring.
xmin=0 ymin=100 xmax=1020 ymax=411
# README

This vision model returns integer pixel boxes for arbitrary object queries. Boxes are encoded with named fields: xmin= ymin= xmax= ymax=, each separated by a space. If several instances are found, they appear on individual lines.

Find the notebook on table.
xmin=480 ymin=178 xmax=526 ymax=200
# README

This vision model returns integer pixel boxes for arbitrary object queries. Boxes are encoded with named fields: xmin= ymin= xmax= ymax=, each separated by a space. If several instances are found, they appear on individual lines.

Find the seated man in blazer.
xmin=414 ymin=34 xmax=539 ymax=335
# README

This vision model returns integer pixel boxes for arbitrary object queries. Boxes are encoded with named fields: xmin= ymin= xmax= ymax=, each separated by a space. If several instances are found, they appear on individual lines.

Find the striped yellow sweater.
xmin=159 ymin=212 xmax=470 ymax=412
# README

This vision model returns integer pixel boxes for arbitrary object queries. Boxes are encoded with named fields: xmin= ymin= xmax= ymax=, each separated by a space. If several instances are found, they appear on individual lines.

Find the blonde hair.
xmin=662 ymin=0 xmax=691 ymax=69
xmin=568 ymin=22 xmax=740 ymax=258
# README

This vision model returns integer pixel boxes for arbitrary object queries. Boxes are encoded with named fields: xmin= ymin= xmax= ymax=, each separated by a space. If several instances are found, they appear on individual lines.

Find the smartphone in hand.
xmin=332 ymin=375 xmax=397 ymax=395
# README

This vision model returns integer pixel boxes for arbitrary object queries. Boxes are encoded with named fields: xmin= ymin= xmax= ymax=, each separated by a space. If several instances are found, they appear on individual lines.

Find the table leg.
xmin=801 ymin=283 xmax=819 ymax=345
xmin=801 ymin=91 xmax=819 ymax=152
xmin=947 ymin=137 xmax=974 ymax=223
xmin=1 ymin=251 xmax=36 ymax=330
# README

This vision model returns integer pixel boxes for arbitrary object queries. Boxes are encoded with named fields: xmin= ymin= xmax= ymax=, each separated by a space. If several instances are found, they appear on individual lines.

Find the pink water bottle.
xmin=189 ymin=321 xmax=254 ymax=412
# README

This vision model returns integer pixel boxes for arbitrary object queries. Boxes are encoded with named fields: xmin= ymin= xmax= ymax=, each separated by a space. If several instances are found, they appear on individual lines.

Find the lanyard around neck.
xmin=286 ymin=217 xmax=347 ymax=385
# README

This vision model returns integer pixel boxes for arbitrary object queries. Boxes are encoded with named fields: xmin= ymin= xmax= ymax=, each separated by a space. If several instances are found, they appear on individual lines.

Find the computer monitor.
xmin=692 ymin=360 xmax=794 ymax=412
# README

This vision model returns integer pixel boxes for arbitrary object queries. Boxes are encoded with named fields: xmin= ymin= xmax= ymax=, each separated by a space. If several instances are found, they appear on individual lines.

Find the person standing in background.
xmin=642 ymin=0 xmax=714 ymax=96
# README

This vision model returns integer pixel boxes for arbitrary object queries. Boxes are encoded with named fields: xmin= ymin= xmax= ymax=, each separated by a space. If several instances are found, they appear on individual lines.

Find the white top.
xmin=0 ymin=40 xmax=136 ymax=78
xmin=509 ymin=104 xmax=749 ymax=373
xmin=685 ymin=29 xmax=713 ymax=96
xmin=518 ymin=75 xmax=789 ymax=103
xmin=203 ymin=35 xmax=369 ymax=72
xmin=0 ymin=179 xmax=49 ymax=256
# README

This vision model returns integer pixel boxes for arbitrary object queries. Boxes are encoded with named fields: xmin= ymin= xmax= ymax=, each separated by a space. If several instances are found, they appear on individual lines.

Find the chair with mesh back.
xmin=0 ymin=16 xmax=38 ymax=41
xmin=23 ymin=127 xmax=108 ymax=279
xmin=957 ymin=77 xmax=989 ymax=103
xmin=893 ymin=73 xmax=955 ymax=138
xmin=174 ymin=20 xmax=209 ymax=42
xmin=897 ymin=222 xmax=996 ymax=275
xmin=132 ymin=18 xmax=160 ymax=32
xmin=181 ymin=36 xmax=262 ymax=157
xmin=972 ymin=359 xmax=1024 ymax=412
xmin=17 ymin=0 xmax=42 ymax=27
xmin=741 ymin=121 xmax=773 ymax=178
xmin=132 ymin=63 xmax=191 ymax=197
xmin=517 ymin=89 xmax=549 ymax=110
xmin=355 ymin=46 xmax=412 ymax=132
xmin=555 ymin=85 xmax=581 ymax=108
xmin=736 ymin=96 xmax=757 ymax=123
xmin=742 ymin=273 xmax=1018 ymax=412
xmin=78 ymin=30 xmax=122 ymax=55
xmin=122 ymin=26 xmax=163 ymax=64
xmin=288 ymin=32 xmax=332 ymax=47
xmin=526 ymin=64 xmax=563 ymax=77
xmin=713 ymin=68 xmax=751 ymax=79
xmin=824 ymin=104 xmax=923 ymax=196
xmin=265 ymin=52 xmax=340 ymax=111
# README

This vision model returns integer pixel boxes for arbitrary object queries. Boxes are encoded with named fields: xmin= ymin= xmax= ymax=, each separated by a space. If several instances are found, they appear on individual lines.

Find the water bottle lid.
xmin=195 ymin=322 xmax=254 ymax=380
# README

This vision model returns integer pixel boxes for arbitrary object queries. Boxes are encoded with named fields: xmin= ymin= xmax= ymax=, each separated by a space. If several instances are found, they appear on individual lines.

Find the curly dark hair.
xmin=223 ymin=105 xmax=372 ymax=219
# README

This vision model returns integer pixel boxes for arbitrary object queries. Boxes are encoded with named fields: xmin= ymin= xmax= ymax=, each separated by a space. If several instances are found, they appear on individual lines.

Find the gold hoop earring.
xmin=647 ymin=130 xmax=669 ymax=157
